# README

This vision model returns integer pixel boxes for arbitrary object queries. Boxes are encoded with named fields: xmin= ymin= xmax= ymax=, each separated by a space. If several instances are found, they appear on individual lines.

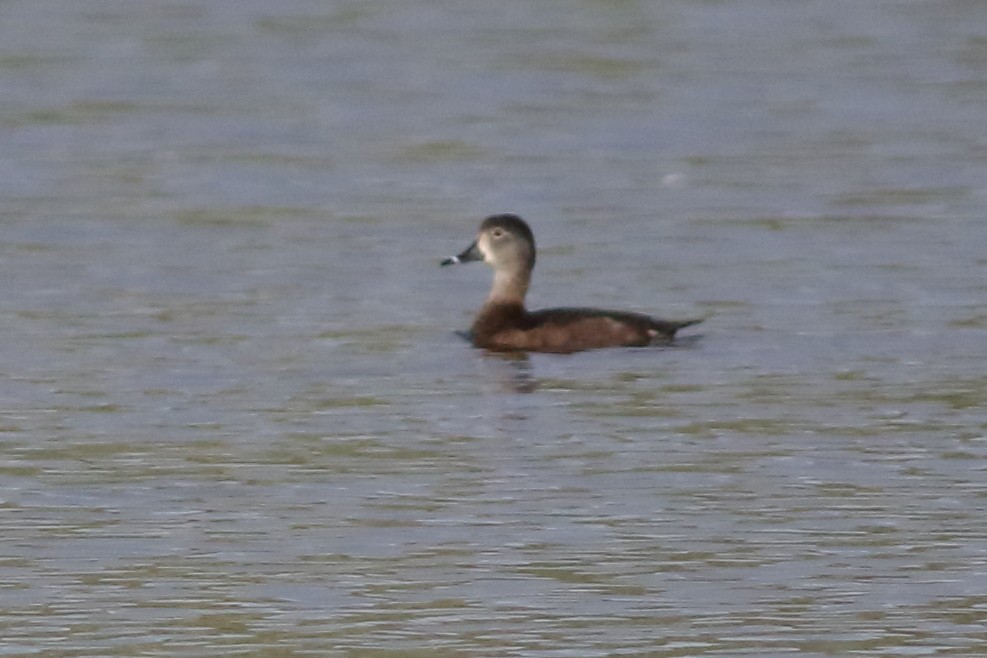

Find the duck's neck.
xmin=487 ymin=269 xmax=530 ymax=306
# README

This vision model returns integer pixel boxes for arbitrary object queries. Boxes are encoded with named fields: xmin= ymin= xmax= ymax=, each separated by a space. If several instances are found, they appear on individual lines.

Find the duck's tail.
xmin=651 ymin=317 xmax=704 ymax=340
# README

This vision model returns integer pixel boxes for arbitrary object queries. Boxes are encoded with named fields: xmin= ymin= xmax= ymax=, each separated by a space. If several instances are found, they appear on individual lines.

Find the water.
xmin=2 ymin=0 xmax=986 ymax=655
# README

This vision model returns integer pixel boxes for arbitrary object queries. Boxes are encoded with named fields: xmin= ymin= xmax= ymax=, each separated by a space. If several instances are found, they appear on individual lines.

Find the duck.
xmin=441 ymin=214 xmax=702 ymax=353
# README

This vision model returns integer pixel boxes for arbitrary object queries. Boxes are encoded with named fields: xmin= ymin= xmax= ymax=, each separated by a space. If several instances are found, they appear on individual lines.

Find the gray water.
xmin=2 ymin=1 xmax=987 ymax=656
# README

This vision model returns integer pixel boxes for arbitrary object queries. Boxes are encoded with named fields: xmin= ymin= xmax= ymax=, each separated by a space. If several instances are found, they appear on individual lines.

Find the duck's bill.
xmin=440 ymin=241 xmax=482 ymax=266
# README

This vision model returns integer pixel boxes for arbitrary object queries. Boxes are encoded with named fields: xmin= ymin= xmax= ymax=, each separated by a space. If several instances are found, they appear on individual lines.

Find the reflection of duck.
xmin=442 ymin=214 xmax=702 ymax=353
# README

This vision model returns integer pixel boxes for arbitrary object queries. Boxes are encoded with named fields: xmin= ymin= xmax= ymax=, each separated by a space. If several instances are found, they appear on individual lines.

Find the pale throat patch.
xmin=477 ymin=234 xmax=493 ymax=264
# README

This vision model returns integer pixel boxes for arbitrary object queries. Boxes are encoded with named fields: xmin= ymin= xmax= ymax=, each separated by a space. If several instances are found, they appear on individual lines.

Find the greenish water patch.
xmin=745 ymin=216 xmax=789 ymax=231
xmin=910 ymin=388 xmax=984 ymax=411
xmin=148 ymin=33 xmax=228 ymax=61
xmin=255 ymin=435 xmax=445 ymax=469
xmin=949 ymin=314 xmax=987 ymax=328
xmin=0 ymin=464 xmax=41 ymax=477
xmin=78 ymin=403 xmax=123 ymax=413
xmin=219 ymin=152 xmax=336 ymax=168
xmin=150 ymin=300 xmax=253 ymax=324
xmin=505 ymin=52 xmax=648 ymax=79
xmin=21 ymin=441 xmax=142 ymax=461
xmin=83 ymin=331 xmax=154 ymax=340
xmin=256 ymin=7 xmax=370 ymax=34
xmin=733 ymin=374 xmax=811 ymax=403
xmin=674 ymin=417 xmax=803 ymax=437
xmin=317 ymin=324 xmax=418 ymax=353
xmin=347 ymin=646 xmax=466 ymax=658
xmin=845 ymin=376 xmax=987 ymax=412
xmin=639 ymin=461 xmax=743 ymax=474
xmin=10 ymin=100 xmax=139 ymax=126
xmin=177 ymin=206 xmax=310 ymax=227
xmin=833 ymin=369 xmax=871 ymax=381
xmin=575 ymin=400 xmax=683 ymax=418
xmin=312 ymin=396 xmax=389 ymax=409
xmin=834 ymin=186 xmax=971 ymax=207
xmin=516 ymin=562 xmax=606 ymax=585
xmin=369 ymin=499 xmax=444 ymax=513
xmin=660 ymin=383 xmax=707 ymax=394
xmin=336 ymin=213 xmax=383 ymax=224
xmin=0 ymin=53 xmax=69 ymax=70
xmin=392 ymin=140 xmax=485 ymax=163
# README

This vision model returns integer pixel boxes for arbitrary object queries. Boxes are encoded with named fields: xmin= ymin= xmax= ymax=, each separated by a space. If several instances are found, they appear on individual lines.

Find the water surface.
xmin=2 ymin=1 xmax=986 ymax=656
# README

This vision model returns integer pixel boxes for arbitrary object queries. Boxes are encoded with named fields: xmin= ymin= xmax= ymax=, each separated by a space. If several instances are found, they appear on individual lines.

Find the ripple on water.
xmin=2 ymin=0 xmax=987 ymax=655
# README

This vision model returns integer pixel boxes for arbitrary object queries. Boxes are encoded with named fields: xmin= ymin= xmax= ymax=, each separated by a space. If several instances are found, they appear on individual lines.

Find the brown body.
xmin=442 ymin=214 xmax=702 ymax=354
xmin=471 ymin=302 xmax=700 ymax=354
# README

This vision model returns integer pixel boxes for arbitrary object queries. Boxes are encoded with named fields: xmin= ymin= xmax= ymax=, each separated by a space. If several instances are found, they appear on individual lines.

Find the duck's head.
xmin=441 ymin=213 xmax=536 ymax=274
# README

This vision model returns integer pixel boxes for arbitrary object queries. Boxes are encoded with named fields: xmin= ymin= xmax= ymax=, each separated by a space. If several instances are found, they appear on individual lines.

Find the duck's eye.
xmin=491 ymin=228 xmax=505 ymax=239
